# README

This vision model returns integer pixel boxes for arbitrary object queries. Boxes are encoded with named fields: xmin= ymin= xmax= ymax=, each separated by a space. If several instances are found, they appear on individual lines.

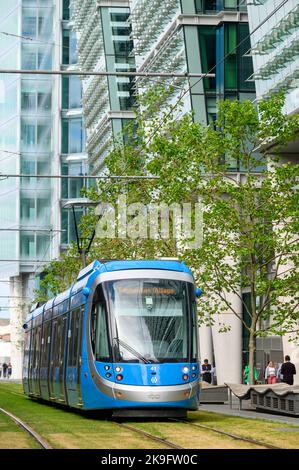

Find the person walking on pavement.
xmin=0 ymin=363 xmax=2 ymax=379
xmin=280 ymin=355 xmax=296 ymax=385
xmin=265 ymin=360 xmax=277 ymax=385
xmin=2 ymin=362 xmax=8 ymax=379
xmin=7 ymin=363 xmax=12 ymax=379
xmin=201 ymin=359 xmax=212 ymax=384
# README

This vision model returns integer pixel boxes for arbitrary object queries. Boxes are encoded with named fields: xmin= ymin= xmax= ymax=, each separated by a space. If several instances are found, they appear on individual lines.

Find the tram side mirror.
xmin=195 ymin=287 xmax=203 ymax=298
xmin=23 ymin=323 xmax=28 ymax=330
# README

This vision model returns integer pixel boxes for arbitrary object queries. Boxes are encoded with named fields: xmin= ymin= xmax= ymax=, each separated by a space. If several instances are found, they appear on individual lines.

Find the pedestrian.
xmin=276 ymin=363 xmax=283 ymax=382
xmin=243 ymin=364 xmax=258 ymax=385
xmin=201 ymin=359 xmax=212 ymax=384
xmin=265 ymin=360 xmax=277 ymax=385
xmin=2 ymin=362 xmax=8 ymax=379
xmin=0 ymin=363 xmax=2 ymax=379
xmin=280 ymin=355 xmax=296 ymax=385
xmin=7 ymin=363 xmax=12 ymax=379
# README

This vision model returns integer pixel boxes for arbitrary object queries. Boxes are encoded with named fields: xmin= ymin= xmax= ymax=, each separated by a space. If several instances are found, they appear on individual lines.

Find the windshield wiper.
xmin=114 ymin=337 xmax=153 ymax=364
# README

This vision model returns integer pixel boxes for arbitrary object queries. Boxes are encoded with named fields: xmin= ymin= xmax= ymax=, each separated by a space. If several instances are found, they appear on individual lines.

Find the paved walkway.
xmin=199 ymin=399 xmax=299 ymax=425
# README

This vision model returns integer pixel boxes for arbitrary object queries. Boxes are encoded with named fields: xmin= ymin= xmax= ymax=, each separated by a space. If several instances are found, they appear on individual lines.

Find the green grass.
xmin=0 ymin=404 xmax=41 ymax=449
xmin=188 ymin=410 xmax=299 ymax=449
xmin=0 ymin=382 xmax=298 ymax=449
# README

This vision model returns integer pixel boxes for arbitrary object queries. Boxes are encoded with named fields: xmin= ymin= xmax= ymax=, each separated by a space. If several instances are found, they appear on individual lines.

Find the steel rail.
xmin=170 ymin=418 xmax=282 ymax=450
xmin=112 ymin=420 xmax=183 ymax=450
xmin=0 ymin=407 xmax=52 ymax=449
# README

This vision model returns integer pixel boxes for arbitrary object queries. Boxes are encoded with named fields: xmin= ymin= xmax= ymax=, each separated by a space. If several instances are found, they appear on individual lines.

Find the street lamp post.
xmin=62 ymin=199 xmax=99 ymax=268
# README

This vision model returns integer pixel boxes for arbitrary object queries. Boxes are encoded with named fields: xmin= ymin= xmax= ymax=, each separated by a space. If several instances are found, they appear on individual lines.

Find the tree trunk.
xmin=248 ymin=330 xmax=256 ymax=385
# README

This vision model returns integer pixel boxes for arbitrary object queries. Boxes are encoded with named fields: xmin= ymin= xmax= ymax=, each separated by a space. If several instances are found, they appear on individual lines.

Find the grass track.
xmin=0 ymin=382 xmax=298 ymax=449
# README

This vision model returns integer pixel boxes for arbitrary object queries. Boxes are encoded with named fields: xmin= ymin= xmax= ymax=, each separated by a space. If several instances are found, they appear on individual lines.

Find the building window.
xmin=224 ymin=24 xmax=237 ymax=90
xmin=62 ymin=76 xmax=82 ymax=109
xmin=62 ymin=118 xmax=85 ymax=153
xmin=198 ymin=27 xmax=216 ymax=91
xmin=61 ymin=162 xmax=87 ymax=199
xmin=195 ymin=0 xmax=217 ymax=13
xmin=63 ymin=0 xmax=70 ymax=20
xmin=20 ymin=234 xmax=35 ymax=257
xmin=238 ymin=24 xmax=255 ymax=91
xmin=62 ymin=29 xmax=77 ymax=65
xmin=22 ymin=44 xmax=52 ymax=70
xmin=61 ymin=208 xmax=84 ymax=244
xmin=21 ymin=198 xmax=35 ymax=220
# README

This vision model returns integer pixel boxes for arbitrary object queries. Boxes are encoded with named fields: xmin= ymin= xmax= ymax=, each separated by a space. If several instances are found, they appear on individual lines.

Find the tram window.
xmin=72 ymin=311 xmax=79 ymax=366
xmin=69 ymin=308 xmax=81 ymax=367
xmin=104 ymin=279 xmax=191 ymax=362
xmin=34 ymin=326 xmax=41 ymax=368
xmin=30 ymin=328 xmax=36 ymax=369
xmin=41 ymin=321 xmax=50 ymax=368
xmin=23 ymin=330 xmax=31 ymax=371
xmin=91 ymin=302 xmax=110 ymax=362
xmin=53 ymin=320 xmax=60 ymax=367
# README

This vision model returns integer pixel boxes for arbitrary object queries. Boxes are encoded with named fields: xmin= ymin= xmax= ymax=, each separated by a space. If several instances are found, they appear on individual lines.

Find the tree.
xmin=35 ymin=91 xmax=299 ymax=385
xmin=147 ymin=94 xmax=299 ymax=384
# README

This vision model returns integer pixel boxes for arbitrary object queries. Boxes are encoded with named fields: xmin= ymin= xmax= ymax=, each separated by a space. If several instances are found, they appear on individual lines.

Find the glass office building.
xmin=248 ymin=0 xmax=299 ymax=116
xmin=0 ymin=0 xmax=87 ymax=377
xmin=71 ymin=0 xmax=136 ymax=174
xmin=72 ymin=0 xmax=255 ymax=174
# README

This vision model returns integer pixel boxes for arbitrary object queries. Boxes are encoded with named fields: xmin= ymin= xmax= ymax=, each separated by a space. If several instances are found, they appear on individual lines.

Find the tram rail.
xmin=170 ymin=418 xmax=283 ymax=449
xmin=0 ymin=407 xmax=52 ymax=449
xmin=112 ymin=420 xmax=184 ymax=449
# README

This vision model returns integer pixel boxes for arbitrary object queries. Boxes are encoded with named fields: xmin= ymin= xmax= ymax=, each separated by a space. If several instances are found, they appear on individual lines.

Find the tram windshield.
xmin=91 ymin=278 xmax=197 ymax=364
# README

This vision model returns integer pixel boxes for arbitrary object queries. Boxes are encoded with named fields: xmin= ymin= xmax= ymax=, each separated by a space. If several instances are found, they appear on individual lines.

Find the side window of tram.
xmin=53 ymin=320 xmax=60 ymax=367
xmin=34 ymin=326 xmax=41 ymax=369
xmin=68 ymin=308 xmax=81 ymax=367
xmin=41 ymin=322 xmax=50 ymax=367
xmin=91 ymin=303 xmax=109 ymax=361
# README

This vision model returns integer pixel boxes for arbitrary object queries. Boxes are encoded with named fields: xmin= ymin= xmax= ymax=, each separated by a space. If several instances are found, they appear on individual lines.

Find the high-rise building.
xmin=248 ymin=0 xmax=299 ymax=118
xmin=247 ymin=0 xmax=299 ymax=383
xmin=71 ymin=0 xmax=136 ymax=174
xmin=0 ymin=0 xmax=86 ymax=378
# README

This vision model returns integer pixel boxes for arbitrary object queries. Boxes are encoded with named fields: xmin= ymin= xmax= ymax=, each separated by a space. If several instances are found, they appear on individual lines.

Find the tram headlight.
xmin=115 ymin=366 xmax=122 ymax=373
xmin=191 ymin=365 xmax=197 ymax=371
xmin=104 ymin=365 xmax=110 ymax=371
xmin=182 ymin=366 xmax=189 ymax=373
xmin=116 ymin=374 xmax=123 ymax=381
xmin=183 ymin=374 xmax=189 ymax=381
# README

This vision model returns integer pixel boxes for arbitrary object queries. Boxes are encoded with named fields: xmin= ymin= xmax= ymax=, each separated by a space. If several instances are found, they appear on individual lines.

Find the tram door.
xmin=29 ymin=324 xmax=41 ymax=396
xmin=49 ymin=315 xmax=67 ymax=402
xmin=66 ymin=307 xmax=83 ymax=407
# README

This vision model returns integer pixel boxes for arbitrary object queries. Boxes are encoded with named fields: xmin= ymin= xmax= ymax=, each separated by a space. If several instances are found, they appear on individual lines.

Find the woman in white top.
xmin=265 ymin=361 xmax=277 ymax=385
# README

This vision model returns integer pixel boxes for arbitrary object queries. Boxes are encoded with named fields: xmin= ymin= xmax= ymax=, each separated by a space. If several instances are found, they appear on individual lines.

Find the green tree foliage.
xmin=35 ymin=91 xmax=299 ymax=385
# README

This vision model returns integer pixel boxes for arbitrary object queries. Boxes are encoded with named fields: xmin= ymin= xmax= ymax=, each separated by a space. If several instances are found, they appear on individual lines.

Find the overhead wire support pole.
xmin=0 ymin=69 xmax=215 ymax=78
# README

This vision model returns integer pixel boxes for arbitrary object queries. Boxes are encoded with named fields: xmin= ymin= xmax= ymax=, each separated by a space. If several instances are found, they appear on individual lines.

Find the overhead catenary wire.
xmin=0 ymin=174 xmax=159 ymax=180
xmin=0 ymin=68 xmax=215 ymax=78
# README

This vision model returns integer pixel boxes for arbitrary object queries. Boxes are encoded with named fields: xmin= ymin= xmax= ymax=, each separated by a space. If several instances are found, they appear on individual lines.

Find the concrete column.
xmin=198 ymin=324 xmax=213 ymax=365
xmin=211 ymin=292 xmax=243 ymax=385
xmin=9 ymin=274 xmax=30 ymax=379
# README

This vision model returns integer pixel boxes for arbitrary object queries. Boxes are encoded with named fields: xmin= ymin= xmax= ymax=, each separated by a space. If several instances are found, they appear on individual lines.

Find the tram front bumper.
xmin=109 ymin=379 xmax=199 ymax=403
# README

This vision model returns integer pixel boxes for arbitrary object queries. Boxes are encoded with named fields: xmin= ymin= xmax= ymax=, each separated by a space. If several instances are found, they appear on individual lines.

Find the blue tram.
xmin=23 ymin=260 xmax=202 ymax=417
